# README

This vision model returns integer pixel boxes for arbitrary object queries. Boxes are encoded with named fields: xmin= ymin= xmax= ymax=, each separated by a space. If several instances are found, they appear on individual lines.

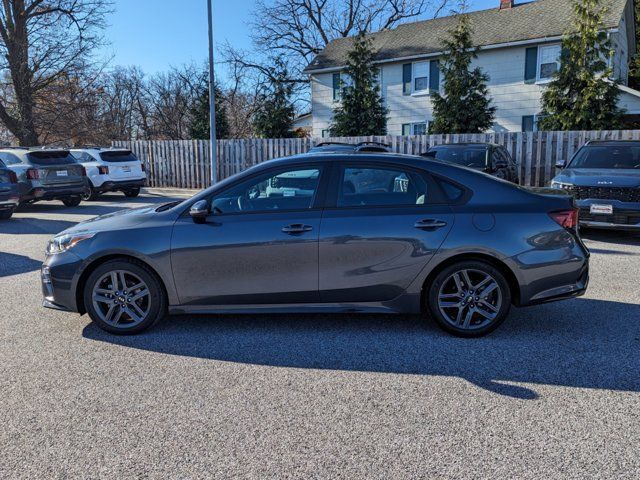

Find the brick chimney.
xmin=500 ymin=0 xmax=514 ymax=8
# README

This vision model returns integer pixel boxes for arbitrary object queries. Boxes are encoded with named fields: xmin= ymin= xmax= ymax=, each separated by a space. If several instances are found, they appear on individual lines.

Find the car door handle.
xmin=282 ymin=224 xmax=313 ymax=234
xmin=414 ymin=219 xmax=448 ymax=230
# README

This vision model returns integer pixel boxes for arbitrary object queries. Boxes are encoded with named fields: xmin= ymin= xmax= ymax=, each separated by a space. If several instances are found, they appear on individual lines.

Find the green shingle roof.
xmin=304 ymin=0 xmax=629 ymax=72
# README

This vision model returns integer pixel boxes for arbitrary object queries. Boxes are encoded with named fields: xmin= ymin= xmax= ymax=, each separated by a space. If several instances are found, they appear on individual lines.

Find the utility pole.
xmin=207 ymin=0 xmax=217 ymax=185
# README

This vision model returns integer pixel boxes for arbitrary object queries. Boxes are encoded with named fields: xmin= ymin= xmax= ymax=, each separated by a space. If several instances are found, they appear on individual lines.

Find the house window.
xmin=522 ymin=114 xmax=545 ymax=132
xmin=321 ymin=129 xmax=331 ymax=138
xmin=537 ymin=45 xmax=561 ymax=82
xmin=402 ymin=122 xmax=428 ymax=135
xmin=332 ymin=72 xmax=353 ymax=101
xmin=413 ymin=62 xmax=430 ymax=93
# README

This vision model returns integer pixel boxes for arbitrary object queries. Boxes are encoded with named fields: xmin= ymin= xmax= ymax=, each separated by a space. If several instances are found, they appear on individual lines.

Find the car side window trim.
xmin=183 ymin=162 xmax=332 ymax=218
xmin=324 ymin=160 xmax=447 ymax=209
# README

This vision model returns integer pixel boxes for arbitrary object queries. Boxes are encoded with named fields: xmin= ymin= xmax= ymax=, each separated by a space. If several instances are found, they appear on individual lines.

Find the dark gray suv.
xmin=42 ymin=154 xmax=589 ymax=337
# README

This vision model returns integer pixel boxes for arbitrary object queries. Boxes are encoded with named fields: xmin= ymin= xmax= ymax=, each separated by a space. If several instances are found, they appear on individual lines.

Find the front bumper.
xmin=0 ymin=192 xmax=19 ymax=210
xmin=576 ymin=199 xmax=640 ymax=231
xmin=41 ymin=252 xmax=84 ymax=314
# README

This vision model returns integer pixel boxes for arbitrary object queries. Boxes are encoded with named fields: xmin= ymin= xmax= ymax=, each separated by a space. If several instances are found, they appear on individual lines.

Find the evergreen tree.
xmin=538 ymin=0 xmax=623 ymax=131
xmin=625 ymin=0 xmax=640 ymax=91
xmin=430 ymin=13 xmax=495 ymax=134
xmin=330 ymin=32 xmax=387 ymax=136
xmin=254 ymin=58 xmax=296 ymax=138
xmin=190 ymin=82 xmax=230 ymax=139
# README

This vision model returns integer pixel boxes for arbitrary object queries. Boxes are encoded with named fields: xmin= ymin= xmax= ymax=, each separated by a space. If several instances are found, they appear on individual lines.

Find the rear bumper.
xmin=0 ymin=191 xmax=19 ymax=209
xmin=21 ymin=184 xmax=86 ymax=202
xmin=93 ymin=178 xmax=146 ymax=192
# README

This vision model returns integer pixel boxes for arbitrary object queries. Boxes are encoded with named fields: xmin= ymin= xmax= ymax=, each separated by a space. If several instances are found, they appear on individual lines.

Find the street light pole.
xmin=207 ymin=0 xmax=217 ymax=185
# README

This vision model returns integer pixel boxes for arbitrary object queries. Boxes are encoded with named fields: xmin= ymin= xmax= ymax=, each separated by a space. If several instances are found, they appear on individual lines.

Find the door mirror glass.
xmin=190 ymin=199 xmax=210 ymax=223
xmin=555 ymin=159 xmax=567 ymax=169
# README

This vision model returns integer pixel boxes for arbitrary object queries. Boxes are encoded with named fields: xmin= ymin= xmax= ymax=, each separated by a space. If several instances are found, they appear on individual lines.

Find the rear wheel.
xmin=0 ymin=208 xmax=14 ymax=220
xmin=427 ymin=260 xmax=511 ymax=337
xmin=124 ymin=187 xmax=140 ymax=198
xmin=62 ymin=196 xmax=82 ymax=207
xmin=82 ymin=186 xmax=98 ymax=201
xmin=83 ymin=259 xmax=167 ymax=334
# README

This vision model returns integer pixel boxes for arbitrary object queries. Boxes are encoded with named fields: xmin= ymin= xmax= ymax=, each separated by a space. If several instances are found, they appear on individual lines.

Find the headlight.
xmin=46 ymin=231 xmax=96 ymax=255
xmin=551 ymin=181 xmax=573 ymax=190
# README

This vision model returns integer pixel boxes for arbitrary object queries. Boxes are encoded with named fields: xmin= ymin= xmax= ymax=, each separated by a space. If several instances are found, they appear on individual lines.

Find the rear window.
xmin=100 ymin=150 xmax=139 ymax=163
xmin=429 ymin=146 xmax=487 ymax=169
xmin=569 ymin=145 xmax=640 ymax=169
xmin=27 ymin=151 xmax=77 ymax=165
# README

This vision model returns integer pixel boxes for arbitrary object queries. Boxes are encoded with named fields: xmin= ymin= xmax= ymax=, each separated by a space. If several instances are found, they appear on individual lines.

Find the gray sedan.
xmin=41 ymin=153 xmax=589 ymax=337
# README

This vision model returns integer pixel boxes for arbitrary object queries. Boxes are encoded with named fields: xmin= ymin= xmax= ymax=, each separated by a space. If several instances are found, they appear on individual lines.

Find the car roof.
xmin=429 ymin=142 xmax=497 ymax=148
xmin=584 ymin=140 xmax=640 ymax=146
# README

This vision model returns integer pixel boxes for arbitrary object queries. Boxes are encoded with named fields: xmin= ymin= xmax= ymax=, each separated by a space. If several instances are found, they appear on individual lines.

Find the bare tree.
xmin=0 ymin=0 xmax=111 ymax=145
xmin=224 ymin=0 xmax=453 ymax=93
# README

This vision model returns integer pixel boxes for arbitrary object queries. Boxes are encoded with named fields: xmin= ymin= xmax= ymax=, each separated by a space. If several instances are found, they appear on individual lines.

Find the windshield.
xmin=568 ymin=145 xmax=640 ymax=169
xmin=428 ymin=147 xmax=487 ymax=168
xmin=27 ymin=151 xmax=77 ymax=166
xmin=100 ymin=150 xmax=139 ymax=163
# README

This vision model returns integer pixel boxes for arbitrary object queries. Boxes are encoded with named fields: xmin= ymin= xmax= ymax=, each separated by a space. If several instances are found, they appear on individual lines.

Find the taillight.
xmin=98 ymin=166 xmax=109 ymax=175
xmin=26 ymin=168 xmax=40 ymax=180
xmin=549 ymin=208 xmax=579 ymax=229
xmin=8 ymin=171 xmax=17 ymax=183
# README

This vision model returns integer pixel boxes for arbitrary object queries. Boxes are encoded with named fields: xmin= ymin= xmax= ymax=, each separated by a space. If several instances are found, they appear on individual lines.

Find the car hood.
xmin=554 ymin=168 xmax=640 ymax=187
xmin=63 ymin=206 xmax=158 ymax=235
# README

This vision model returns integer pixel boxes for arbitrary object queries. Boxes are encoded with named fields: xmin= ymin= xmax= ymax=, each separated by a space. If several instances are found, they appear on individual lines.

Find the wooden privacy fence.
xmin=114 ymin=129 xmax=640 ymax=189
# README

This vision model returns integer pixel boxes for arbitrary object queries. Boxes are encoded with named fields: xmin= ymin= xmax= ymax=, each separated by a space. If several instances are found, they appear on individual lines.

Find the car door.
xmin=170 ymin=163 xmax=328 ymax=306
xmin=318 ymin=161 xmax=454 ymax=303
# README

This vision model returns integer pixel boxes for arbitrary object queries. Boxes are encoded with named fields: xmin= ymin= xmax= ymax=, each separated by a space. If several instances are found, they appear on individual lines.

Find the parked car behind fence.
xmin=70 ymin=147 xmax=146 ymax=201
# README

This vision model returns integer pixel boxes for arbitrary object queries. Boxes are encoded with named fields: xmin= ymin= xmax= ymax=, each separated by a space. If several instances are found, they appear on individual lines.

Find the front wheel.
xmin=0 ymin=208 xmax=14 ymax=220
xmin=82 ymin=186 xmax=98 ymax=201
xmin=83 ymin=259 xmax=167 ymax=334
xmin=427 ymin=261 xmax=511 ymax=337
xmin=62 ymin=196 xmax=82 ymax=207
xmin=124 ymin=187 xmax=140 ymax=198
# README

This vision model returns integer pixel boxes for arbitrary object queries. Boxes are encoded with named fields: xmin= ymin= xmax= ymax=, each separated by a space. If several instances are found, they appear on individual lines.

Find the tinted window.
xmin=71 ymin=152 xmax=93 ymax=163
xmin=338 ymin=166 xmax=429 ymax=207
xmin=569 ymin=145 xmax=640 ymax=169
xmin=100 ymin=151 xmax=139 ymax=163
xmin=211 ymin=167 xmax=322 ymax=214
xmin=0 ymin=159 xmax=5 ymax=168
xmin=429 ymin=146 xmax=487 ymax=169
xmin=0 ymin=152 xmax=22 ymax=165
xmin=436 ymin=178 xmax=465 ymax=203
xmin=27 ymin=151 xmax=77 ymax=165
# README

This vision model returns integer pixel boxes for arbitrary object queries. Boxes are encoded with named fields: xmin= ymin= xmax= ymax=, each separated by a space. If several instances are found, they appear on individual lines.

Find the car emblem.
xmin=597 ymin=181 xmax=613 ymax=185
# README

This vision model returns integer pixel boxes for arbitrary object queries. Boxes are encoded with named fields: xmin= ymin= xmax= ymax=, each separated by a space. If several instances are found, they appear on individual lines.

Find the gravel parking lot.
xmin=1 ymin=191 xmax=639 ymax=479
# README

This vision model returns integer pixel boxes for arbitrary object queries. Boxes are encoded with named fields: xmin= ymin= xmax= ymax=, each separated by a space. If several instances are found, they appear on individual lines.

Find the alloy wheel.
xmin=91 ymin=270 xmax=151 ymax=327
xmin=437 ymin=269 xmax=503 ymax=331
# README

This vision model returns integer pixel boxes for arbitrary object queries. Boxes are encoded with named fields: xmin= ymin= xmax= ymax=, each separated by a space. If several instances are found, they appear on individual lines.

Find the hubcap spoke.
xmin=93 ymin=270 xmax=151 ymax=328
xmin=438 ymin=269 xmax=502 ymax=331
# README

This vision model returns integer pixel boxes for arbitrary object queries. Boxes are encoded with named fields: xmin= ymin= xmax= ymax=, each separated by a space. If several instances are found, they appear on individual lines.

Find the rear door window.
xmin=27 ymin=151 xmax=77 ymax=165
xmin=100 ymin=151 xmax=139 ymax=163
xmin=338 ymin=165 xmax=430 ymax=207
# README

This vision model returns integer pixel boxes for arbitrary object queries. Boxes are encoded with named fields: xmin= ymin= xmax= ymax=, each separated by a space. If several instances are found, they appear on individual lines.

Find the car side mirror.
xmin=190 ymin=199 xmax=210 ymax=224
xmin=555 ymin=159 xmax=567 ymax=169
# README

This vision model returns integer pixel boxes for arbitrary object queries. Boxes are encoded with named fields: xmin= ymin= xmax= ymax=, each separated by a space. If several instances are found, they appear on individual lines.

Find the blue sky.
xmin=101 ymin=0 xmax=508 ymax=76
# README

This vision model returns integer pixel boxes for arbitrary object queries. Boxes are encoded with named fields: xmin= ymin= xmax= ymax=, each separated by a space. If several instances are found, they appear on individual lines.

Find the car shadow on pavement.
xmin=581 ymin=229 xmax=640 ymax=246
xmin=0 ymin=251 xmax=42 ymax=277
xmin=82 ymin=297 xmax=640 ymax=400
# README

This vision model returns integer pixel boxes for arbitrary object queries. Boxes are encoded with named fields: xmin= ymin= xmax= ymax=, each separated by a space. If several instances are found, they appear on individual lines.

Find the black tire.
xmin=0 ymin=208 xmax=13 ymax=220
xmin=82 ymin=186 xmax=98 ymax=201
xmin=124 ymin=187 xmax=140 ymax=198
xmin=83 ymin=259 xmax=167 ymax=335
xmin=62 ymin=196 xmax=82 ymax=207
xmin=426 ymin=260 xmax=511 ymax=338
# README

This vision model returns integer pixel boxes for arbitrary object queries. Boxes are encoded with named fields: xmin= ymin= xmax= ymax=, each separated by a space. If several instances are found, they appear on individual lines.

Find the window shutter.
xmin=429 ymin=60 xmax=440 ymax=93
xmin=522 ymin=116 xmax=535 ymax=132
xmin=524 ymin=47 xmax=538 ymax=84
xmin=402 ymin=64 xmax=412 ymax=95
xmin=333 ymin=73 xmax=341 ymax=101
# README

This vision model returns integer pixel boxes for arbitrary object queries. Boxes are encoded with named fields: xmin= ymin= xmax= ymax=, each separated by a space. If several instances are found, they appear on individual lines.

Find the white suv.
xmin=71 ymin=148 xmax=147 ymax=201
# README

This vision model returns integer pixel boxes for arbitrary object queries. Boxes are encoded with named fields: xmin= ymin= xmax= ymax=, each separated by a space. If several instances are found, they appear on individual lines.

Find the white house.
xmin=303 ymin=0 xmax=640 ymax=137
